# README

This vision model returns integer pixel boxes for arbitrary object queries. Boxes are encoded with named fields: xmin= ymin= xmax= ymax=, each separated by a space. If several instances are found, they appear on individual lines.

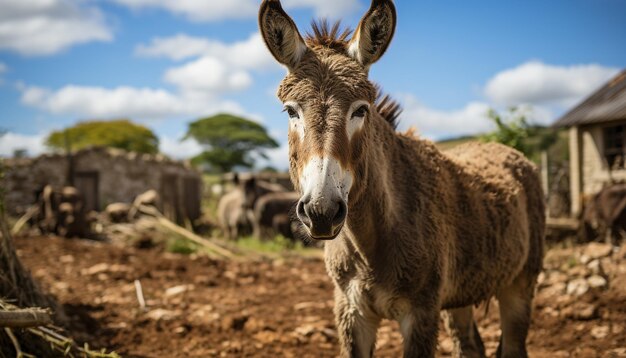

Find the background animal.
xmin=217 ymin=186 xmax=252 ymax=240
xmin=218 ymin=174 xmax=287 ymax=240
xmin=253 ymin=191 xmax=300 ymax=241
xmin=581 ymin=183 xmax=626 ymax=245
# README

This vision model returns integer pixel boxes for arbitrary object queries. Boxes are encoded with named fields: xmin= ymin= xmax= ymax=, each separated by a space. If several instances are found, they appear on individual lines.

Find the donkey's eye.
xmin=352 ymin=105 xmax=369 ymax=119
xmin=284 ymin=106 xmax=299 ymax=119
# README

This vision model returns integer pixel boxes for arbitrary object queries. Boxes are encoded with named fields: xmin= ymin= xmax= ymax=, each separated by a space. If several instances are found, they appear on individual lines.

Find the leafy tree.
xmin=185 ymin=113 xmax=279 ymax=173
xmin=46 ymin=120 xmax=159 ymax=154
xmin=480 ymin=107 xmax=557 ymax=162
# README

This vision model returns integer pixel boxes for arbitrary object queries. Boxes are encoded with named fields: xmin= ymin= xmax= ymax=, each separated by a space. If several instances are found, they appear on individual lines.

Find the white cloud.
xmin=110 ymin=0 xmax=359 ymax=22
xmin=164 ymin=57 xmax=252 ymax=94
xmin=159 ymin=135 xmax=202 ymax=159
xmin=137 ymin=33 xmax=281 ymax=96
xmin=109 ymin=0 xmax=258 ymax=22
xmin=136 ymin=34 xmax=221 ymax=61
xmin=0 ymin=132 xmax=46 ymax=157
xmin=20 ymin=84 xmax=246 ymax=120
xmin=485 ymin=61 xmax=619 ymax=107
xmin=283 ymin=0 xmax=360 ymax=18
xmin=0 ymin=0 xmax=112 ymax=56
xmin=398 ymin=95 xmax=558 ymax=140
xmin=136 ymin=33 xmax=278 ymax=70
xmin=399 ymin=96 xmax=492 ymax=139
xmin=19 ymin=31 xmax=274 ymax=121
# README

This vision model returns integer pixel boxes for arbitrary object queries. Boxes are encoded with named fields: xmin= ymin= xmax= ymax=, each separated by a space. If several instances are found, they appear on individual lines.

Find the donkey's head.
xmin=259 ymin=0 xmax=397 ymax=240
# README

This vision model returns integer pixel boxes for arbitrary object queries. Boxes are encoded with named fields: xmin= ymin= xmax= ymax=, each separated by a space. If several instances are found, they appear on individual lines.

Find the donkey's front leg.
xmin=399 ymin=308 xmax=440 ymax=358
xmin=334 ymin=288 xmax=381 ymax=358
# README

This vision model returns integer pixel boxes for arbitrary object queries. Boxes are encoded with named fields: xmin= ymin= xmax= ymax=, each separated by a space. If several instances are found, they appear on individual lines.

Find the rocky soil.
xmin=13 ymin=236 xmax=626 ymax=357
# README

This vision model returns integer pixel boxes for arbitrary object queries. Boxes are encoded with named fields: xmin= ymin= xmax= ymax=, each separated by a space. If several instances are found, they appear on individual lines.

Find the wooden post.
xmin=541 ymin=150 xmax=550 ymax=217
xmin=569 ymin=126 xmax=583 ymax=217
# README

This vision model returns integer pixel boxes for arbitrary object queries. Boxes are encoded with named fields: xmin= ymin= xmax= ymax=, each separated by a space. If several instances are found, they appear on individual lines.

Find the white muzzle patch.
xmin=300 ymin=156 xmax=353 ymax=205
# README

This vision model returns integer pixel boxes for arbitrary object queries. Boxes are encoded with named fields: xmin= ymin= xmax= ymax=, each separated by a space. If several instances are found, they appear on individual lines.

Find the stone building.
xmin=553 ymin=69 xmax=626 ymax=217
xmin=3 ymin=147 xmax=202 ymax=224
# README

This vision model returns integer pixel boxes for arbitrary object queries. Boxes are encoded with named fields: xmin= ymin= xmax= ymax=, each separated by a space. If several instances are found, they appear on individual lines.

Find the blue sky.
xmin=1 ymin=0 xmax=625 ymax=169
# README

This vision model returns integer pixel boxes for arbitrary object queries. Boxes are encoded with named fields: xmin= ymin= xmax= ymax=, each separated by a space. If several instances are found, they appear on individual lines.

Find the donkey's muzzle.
xmin=296 ymin=196 xmax=347 ymax=240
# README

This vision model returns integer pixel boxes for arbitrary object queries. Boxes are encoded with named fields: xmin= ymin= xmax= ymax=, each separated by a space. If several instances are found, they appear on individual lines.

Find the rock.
xmin=583 ymin=243 xmax=613 ymax=260
xmin=133 ymin=189 xmax=160 ymax=207
xmin=321 ymin=328 xmax=338 ymax=341
xmin=82 ymin=263 xmax=110 ymax=275
xmin=165 ymin=284 xmax=194 ymax=297
xmin=579 ymin=254 xmax=592 ymax=265
xmin=563 ymin=302 xmax=598 ymax=320
xmin=577 ymin=347 xmax=599 ymax=356
xmin=586 ymin=259 xmax=603 ymax=275
xmin=568 ymin=265 xmax=589 ymax=278
xmin=146 ymin=309 xmax=179 ymax=321
xmin=591 ymin=325 xmax=610 ymax=339
xmin=609 ymin=347 xmax=626 ymax=356
xmin=566 ymin=278 xmax=589 ymax=296
xmin=542 ymin=282 xmax=567 ymax=296
xmin=105 ymin=203 xmax=131 ymax=223
xmin=81 ymin=263 xmax=130 ymax=275
xmin=253 ymin=331 xmax=280 ymax=344
xmin=587 ymin=275 xmax=608 ymax=289
xmin=222 ymin=315 xmax=249 ymax=331
xmin=294 ymin=324 xmax=316 ymax=337
xmin=293 ymin=301 xmax=328 ymax=311
xmin=545 ymin=271 xmax=568 ymax=286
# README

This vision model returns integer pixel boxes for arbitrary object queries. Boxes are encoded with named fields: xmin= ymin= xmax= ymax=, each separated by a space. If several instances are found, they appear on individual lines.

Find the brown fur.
xmin=259 ymin=1 xmax=545 ymax=357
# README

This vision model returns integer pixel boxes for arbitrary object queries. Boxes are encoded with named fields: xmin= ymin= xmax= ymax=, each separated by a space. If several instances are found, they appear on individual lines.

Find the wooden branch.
xmin=137 ymin=205 xmax=236 ymax=259
xmin=11 ymin=205 xmax=39 ymax=236
xmin=0 ymin=308 xmax=53 ymax=328
xmin=134 ymin=280 xmax=146 ymax=311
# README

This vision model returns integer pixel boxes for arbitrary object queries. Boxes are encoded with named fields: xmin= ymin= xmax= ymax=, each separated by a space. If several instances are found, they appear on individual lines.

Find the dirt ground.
xmin=14 ymin=235 xmax=626 ymax=357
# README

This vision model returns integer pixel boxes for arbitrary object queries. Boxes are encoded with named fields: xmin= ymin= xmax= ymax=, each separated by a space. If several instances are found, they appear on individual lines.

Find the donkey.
xmin=259 ymin=1 xmax=545 ymax=357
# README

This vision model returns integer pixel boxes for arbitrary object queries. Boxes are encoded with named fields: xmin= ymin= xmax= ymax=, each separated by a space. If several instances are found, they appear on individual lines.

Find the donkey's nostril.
xmin=296 ymin=199 xmax=312 ymax=228
xmin=332 ymin=200 xmax=347 ymax=227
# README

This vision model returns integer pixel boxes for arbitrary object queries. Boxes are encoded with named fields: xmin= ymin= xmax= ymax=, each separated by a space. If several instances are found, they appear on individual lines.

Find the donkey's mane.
xmin=375 ymin=89 xmax=402 ymax=130
xmin=305 ymin=20 xmax=352 ymax=49
xmin=305 ymin=20 xmax=403 ymax=130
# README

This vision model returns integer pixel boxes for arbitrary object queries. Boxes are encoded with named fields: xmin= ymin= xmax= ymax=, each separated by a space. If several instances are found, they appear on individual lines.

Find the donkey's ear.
xmin=348 ymin=0 xmax=397 ymax=68
xmin=259 ymin=0 xmax=308 ymax=70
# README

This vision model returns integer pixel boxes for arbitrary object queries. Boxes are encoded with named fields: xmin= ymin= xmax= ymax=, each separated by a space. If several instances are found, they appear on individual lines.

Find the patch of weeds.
xmin=166 ymin=235 xmax=200 ymax=255
xmin=234 ymin=235 xmax=308 ymax=254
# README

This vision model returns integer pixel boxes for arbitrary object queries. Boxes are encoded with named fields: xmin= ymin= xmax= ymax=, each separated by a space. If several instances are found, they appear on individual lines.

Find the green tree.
xmin=480 ymin=107 xmax=557 ymax=162
xmin=46 ymin=120 xmax=159 ymax=154
xmin=184 ymin=113 xmax=279 ymax=173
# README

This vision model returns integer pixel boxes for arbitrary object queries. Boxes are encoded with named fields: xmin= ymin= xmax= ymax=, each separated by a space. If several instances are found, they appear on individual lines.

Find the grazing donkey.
xmin=259 ymin=1 xmax=545 ymax=357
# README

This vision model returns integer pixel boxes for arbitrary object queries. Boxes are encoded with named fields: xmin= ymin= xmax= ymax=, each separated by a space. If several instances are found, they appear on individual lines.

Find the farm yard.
xmin=11 ymin=233 xmax=626 ymax=357
xmin=1 ymin=0 xmax=626 ymax=357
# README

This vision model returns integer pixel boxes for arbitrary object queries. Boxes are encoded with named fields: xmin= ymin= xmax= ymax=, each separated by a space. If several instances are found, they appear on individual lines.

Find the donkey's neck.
xmin=339 ymin=113 xmax=427 ymax=265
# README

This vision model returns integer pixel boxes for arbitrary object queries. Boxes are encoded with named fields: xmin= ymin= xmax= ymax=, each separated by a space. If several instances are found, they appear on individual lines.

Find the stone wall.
xmin=2 ymin=147 xmax=202 ymax=223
